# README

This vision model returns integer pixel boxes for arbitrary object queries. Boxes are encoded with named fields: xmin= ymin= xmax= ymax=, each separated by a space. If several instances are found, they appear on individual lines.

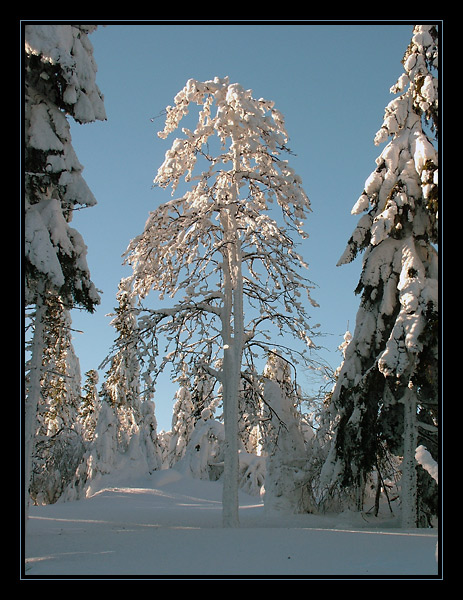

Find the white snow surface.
xmin=25 ymin=468 xmax=438 ymax=578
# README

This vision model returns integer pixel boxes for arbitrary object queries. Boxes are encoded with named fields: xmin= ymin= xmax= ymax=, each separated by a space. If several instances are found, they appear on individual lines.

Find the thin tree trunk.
xmin=222 ymin=345 xmax=240 ymax=527
xmin=220 ymin=198 xmax=243 ymax=528
xmin=401 ymin=386 xmax=418 ymax=528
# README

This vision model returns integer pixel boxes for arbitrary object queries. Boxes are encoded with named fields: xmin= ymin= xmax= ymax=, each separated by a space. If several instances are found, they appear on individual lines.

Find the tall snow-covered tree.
xmin=24 ymin=24 xmax=106 ymax=521
xmin=122 ymin=77 xmax=318 ymax=526
xmin=320 ymin=25 xmax=438 ymax=526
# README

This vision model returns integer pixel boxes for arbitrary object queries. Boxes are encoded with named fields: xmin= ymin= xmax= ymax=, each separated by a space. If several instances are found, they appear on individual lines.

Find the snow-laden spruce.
xmin=320 ymin=25 xmax=438 ymax=527
xmin=24 ymin=25 xmax=106 ymax=522
xmin=122 ymin=77 xmax=319 ymax=526
xmin=25 ymin=24 xmax=106 ymax=309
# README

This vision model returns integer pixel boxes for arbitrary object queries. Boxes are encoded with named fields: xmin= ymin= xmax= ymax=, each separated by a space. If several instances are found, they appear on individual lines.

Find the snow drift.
xmin=24 ymin=468 xmax=439 ymax=578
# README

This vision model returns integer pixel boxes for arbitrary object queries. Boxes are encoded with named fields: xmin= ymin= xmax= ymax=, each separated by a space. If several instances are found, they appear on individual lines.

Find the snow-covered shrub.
xmin=238 ymin=451 xmax=265 ymax=497
xmin=175 ymin=410 xmax=225 ymax=481
xmin=262 ymin=377 xmax=313 ymax=514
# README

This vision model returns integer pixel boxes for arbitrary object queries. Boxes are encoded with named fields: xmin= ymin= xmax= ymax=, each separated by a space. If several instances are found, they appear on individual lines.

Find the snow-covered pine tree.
xmin=167 ymin=375 xmax=195 ymax=467
xmin=122 ymin=77 xmax=318 ymax=526
xmin=24 ymin=24 xmax=106 ymax=521
xmin=101 ymin=280 xmax=143 ymax=451
xmin=321 ymin=25 xmax=438 ymax=526
xmin=136 ymin=398 xmax=163 ymax=473
xmin=190 ymin=362 xmax=219 ymax=422
xmin=81 ymin=398 xmax=118 ymax=495
xmin=25 ymin=24 xmax=105 ymax=308
xmin=79 ymin=369 xmax=101 ymax=442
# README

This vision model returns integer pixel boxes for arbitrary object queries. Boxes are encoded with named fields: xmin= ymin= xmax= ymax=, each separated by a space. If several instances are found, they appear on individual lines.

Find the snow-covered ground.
xmin=24 ymin=468 xmax=438 ymax=579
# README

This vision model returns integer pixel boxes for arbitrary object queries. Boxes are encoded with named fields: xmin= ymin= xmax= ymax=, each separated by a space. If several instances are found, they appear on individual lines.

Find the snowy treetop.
xmin=338 ymin=24 xmax=438 ymax=266
xmin=25 ymin=24 xmax=106 ymax=123
xmin=155 ymin=76 xmax=310 ymax=237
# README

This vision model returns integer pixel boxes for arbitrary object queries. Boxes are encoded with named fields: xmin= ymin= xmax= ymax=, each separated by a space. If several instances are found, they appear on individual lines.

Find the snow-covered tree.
xmin=24 ymin=24 xmax=106 ymax=521
xmin=74 ymin=399 xmax=118 ymax=498
xmin=35 ymin=296 xmax=82 ymax=435
xmin=122 ymin=77 xmax=318 ymax=526
xmin=79 ymin=369 xmax=101 ymax=442
xmin=136 ymin=399 xmax=163 ymax=473
xmin=237 ymin=368 xmax=262 ymax=454
xmin=167 ymin=377 xmax=196 ymax=467
xmin=175 ymin=409 xmax=226 ymax=481
xmin=101 ymin=280 xmax=143 ymax=450
xmin=261 ymin=353 xmax=313 ymax=513
xmin=99 ymin=279 xmax=163 ymax=471
xmin=25 ymin=24 xmax=105 ymax=308
xmin=190 ymin=362 xmax=219 ymax=422
xmin=29 ymin=295 xmax=84 ymax=504
xmin=320 ymin=25 xmax=438 ymax=526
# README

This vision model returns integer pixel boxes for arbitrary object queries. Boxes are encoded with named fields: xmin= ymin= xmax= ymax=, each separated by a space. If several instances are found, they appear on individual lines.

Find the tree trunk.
xmin=25 ymin=282 xmax=46 ymax=527
xmin=220 ymin=201 xmax=243 ymax=528
xmin=401 ymin=386 xmax=418 ymax=528
xmin=222 ymin=346 xmax=240 ymax=527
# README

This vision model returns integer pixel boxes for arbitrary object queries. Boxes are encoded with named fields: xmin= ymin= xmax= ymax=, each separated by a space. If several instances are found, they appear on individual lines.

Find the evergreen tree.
xmin=24 ymin=24 xmax=105 ymax=521
xmin=190 ymin=362 xmax=219 ymax=423
xmin=101 ymin=280 xmax=142 ymax=451
xmin=121 ymin=77 xmax=318 ymax=526
xmin=83 ymin=399 xmax=119 ymax=493
xmin=167 ymin=376 xmax=195 ymax=467
xmin=24 ymin=24 xmax=105 ymax=308
xmin=79 ymin=369 xmax=101 ymax=442
xmin=137 ymin=399 xmax=163 ymax=473
xmin=167 ymin=362 xmax=222 ymax=467
xmin=321 ymin=25 xmax=438 ymax=526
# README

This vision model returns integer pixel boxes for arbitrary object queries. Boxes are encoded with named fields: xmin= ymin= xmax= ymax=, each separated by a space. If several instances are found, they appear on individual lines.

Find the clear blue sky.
xmin=68 ymin=22 xmax=415 ymax=431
